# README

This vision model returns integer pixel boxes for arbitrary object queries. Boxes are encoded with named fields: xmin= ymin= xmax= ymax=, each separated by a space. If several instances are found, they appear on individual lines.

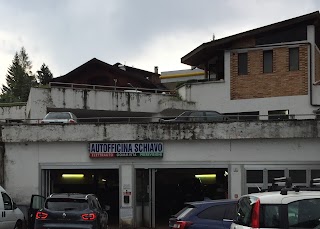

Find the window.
xmin=188 ymin=111 xmax=205 ymax=122
xmin=224 ymin=111 xmax=259 ymax=121
xmin=225 ymin=203 xmax=237 ymax=220
xmin=45 ymin=198 xmax=89 ymax=211
xmin=247 ymin=170 xmax=263 ymax=183
xmin=260 ymin=205 xmax=281 ymax=228
xmin=198 ymin=204 xmax=227 ymax=220
xmin=268 ymin=170 xmax=285 ymax=183
xmin=263 ymin=50 xmax=273 ymax=73
xmin=289 ymin=47 xmax=299 ymax=71
xmin=288 ymin=199 xmax=320 ymax=228
xmin=2 ymin=193 xmax=13 ymax=210
xmin=289 ymin=170 xmax=306 ymax=183
xmin=235 ymin=197 xmax=258 ymax=226
xmin=238 ymin=53 xmax=248 ymax=75
xmin=268 ymin=110 xmax=289 ymax=120
xmin=206 ymin=111 xmax=224 ymax=121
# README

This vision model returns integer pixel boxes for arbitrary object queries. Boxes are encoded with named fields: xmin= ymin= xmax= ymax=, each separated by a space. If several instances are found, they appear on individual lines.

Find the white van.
xmin=0 ymin=185 xmax=24 ymax=229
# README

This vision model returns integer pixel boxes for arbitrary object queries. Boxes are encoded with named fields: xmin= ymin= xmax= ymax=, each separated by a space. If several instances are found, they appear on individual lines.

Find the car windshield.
xmin=45 ymin=113 xmax=72 ymax=119
xmin=45 ymin=198 xmax=88 ymax=211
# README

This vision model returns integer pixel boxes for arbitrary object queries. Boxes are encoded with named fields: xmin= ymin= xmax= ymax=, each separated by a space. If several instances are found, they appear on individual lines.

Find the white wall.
xmin=26 ymin=87 xmax=195 ymax=121
xmin=0 ymin=105 xmax=26 ymax=121
xmin=178 ymin=51 xmax=316 ymax=118
xmin=4 ymin=138 xmax=320 ymax=205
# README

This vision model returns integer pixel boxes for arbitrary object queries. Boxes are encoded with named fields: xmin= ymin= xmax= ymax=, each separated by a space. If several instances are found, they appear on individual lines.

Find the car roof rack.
xmin=268 ymin=177 xmax=320 ymax=195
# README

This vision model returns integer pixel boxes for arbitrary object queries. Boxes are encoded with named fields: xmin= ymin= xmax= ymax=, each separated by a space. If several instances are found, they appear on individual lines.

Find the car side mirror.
xmin=13 ymin=202 xmax=17 ymax=209
xmin=105 ymin=205 xmax=110 ymax=211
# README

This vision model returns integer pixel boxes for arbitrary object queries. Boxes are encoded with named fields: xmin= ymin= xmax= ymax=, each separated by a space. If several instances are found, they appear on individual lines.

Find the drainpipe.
xmin=309 ymin=42 xmax=320 ymax=107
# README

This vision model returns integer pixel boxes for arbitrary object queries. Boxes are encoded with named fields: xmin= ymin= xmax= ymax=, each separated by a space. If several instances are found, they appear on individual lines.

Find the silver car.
xmin=41 ymin=112 xmax=78 ymax=124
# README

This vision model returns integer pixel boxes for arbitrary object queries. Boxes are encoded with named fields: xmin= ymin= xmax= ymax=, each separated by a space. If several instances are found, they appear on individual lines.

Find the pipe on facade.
xmin=310 ymin=42 xmax=320 ymax=107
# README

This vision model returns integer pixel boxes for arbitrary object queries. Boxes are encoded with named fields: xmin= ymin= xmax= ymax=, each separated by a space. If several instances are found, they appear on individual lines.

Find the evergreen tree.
xmin=0 ymin=47 xmax=37 ymax=102
xmin=36 ymin=63 xmax=53 ymax=85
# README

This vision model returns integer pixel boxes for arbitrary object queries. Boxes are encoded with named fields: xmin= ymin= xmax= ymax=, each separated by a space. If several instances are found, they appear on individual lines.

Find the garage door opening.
xmin=41 ymin=169 xmax=119 ymax=228
xmin=136 ymin=168 xmax=228 ymax=228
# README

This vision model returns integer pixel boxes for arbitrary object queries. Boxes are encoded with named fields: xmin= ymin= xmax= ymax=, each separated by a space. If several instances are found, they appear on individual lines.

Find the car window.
xmin=235 ymin=196 xmax=258 ymax=227
xmin=1 ymin=192 xmax=13 ymax=210
xmin=45 ymin=112 xmax=72 ymax=119
xmin=189 ymin=111 xmax=204 ymax=122
xmin=206 ymin=111 xmax=224 ymax=121
xmin=225 ymin=203 xmax=237 ymax=220
xmin=260 ymin=204 xmax=281 ymax=228
xmin=45 ymin=198 xmax=89 ymax=211
xmin=174 ymin=206 xmax=194 ymax=219
xmin=197 ymin=204 xmax=227 ymax=220
xmin=288 ymin=198 xmax=320 ymax=228
xmin=176 ymin=111 xmax=191 ymax=121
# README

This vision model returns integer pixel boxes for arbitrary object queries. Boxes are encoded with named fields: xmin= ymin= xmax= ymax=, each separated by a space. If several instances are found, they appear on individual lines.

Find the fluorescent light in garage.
xmin=62 ymin=174 xmax=84 ymax=178
xmin=195 ymin=174 xmax=216 ymax=178
xmin=195 ymin=174 xmax=217 ymax=184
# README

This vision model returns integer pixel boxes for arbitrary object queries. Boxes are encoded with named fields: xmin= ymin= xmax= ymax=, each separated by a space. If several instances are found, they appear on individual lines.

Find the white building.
xmin=0 ymin=12 xmax=320 ymax=229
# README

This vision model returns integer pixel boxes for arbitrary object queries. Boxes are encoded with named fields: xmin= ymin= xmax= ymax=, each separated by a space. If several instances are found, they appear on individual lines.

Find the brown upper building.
xmin=181 ymin=11 xmax=320 ymax=103
xmin=51 ymin=58 xmax=163 ymax=90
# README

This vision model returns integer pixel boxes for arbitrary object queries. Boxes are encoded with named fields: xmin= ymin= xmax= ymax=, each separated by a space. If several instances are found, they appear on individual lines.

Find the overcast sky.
xmin=0 ymin=0 xmax=319 ymax=87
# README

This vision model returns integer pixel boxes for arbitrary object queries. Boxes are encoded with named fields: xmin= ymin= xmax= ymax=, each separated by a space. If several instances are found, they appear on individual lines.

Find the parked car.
xmin=231 ymin=177 xmax=320 ymax=229
xmin=41 ymin=112 xmax=77 ymax=124
xmin=159 ymin=110 xmax=227 ymax=123
xmin=0 ymin=185 xmax=25 ymax=229
xmin=169 ymin=199 xmax=237 ymax=229
xmin=30 ymin=193 xmax=109 ymax=229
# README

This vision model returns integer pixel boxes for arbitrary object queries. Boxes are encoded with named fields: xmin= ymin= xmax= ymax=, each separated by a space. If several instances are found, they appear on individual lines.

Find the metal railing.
xmin=48 ymin=82 xmax=176 ymax=95
xmin=1 ymin=113 xmax=319 ymax=125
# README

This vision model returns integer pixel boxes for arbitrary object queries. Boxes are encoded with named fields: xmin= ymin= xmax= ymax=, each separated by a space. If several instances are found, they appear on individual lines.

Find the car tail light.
xmin=172 ymin=221 xmax=193 ymax=229
xmin=36 ymin=211 xmax=48 ymax=220
xmin=251 ymin=199 xmax=260 ymax=228
xmin=69 ymin=119 xmax=76 ymax=123
xmin=81 ymin=213 xmax=97 ymax=221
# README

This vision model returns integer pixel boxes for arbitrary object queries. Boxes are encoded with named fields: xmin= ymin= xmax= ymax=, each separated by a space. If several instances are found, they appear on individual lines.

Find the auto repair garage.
xmin=2 ymin=121 xmax=320 ymax=228
xmin=40 ymin=167 xmax=228 ymax=228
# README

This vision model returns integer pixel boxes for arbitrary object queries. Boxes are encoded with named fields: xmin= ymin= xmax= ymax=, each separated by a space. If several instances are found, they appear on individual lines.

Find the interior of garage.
xmin=136 ymin=168 xmax=228 ymax=228
xmin=47 ymin=169 xmax=119 ymax=227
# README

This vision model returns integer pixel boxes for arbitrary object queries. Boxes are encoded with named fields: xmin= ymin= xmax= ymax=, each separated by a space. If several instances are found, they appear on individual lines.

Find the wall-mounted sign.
xmin=89 ymin=142 xmax=164 ymax=158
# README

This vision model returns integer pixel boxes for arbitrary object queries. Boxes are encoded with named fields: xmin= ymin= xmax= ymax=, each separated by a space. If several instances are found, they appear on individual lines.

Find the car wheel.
xmin=14 ymin=220 xmax=22 ymax=229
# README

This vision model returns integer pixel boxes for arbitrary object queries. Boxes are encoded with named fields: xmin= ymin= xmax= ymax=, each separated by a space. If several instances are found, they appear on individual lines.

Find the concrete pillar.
xmin=119 ymin=164 xmax=134 ymax=228
xmin=229 ymin=164 xmax=242 ymax=199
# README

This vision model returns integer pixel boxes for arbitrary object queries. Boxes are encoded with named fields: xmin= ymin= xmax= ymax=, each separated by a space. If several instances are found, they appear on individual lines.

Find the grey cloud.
xmin=0 ymin=0 xmax=320 ymax=79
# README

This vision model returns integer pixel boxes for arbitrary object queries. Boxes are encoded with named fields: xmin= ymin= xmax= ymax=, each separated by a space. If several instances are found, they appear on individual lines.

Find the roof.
xmin=186 ymin=199 xmax=237 ymax=206
xmin=51 ymin=58 xmax=159 ymax=89
xmin=48 ymin=193 xmax=94 ymax=199
xmin=242 ymin=190 xmax=320 ymax=204
xmin=182 ymin=11 xmax=320 ymax=67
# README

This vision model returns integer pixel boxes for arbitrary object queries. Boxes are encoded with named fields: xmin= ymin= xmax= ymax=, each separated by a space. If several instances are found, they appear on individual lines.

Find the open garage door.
xmin=40 ymin=169 xmax=119 ymax=228
xmin=136 ymin=168 xmax=228 ymax=228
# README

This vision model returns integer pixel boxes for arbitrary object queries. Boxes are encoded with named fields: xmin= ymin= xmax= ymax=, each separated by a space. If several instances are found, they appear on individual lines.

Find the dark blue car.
xmin=169 ymin=199 xmax=237 ymax=229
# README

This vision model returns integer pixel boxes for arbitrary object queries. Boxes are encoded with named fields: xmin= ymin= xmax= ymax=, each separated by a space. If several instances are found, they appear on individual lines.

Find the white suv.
xmin=231 ymin=177 xmax=320 ymax=229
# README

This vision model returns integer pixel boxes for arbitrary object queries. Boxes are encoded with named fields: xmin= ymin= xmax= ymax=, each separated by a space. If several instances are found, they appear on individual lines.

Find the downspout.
xmin=309 ymin=42 xmax=320 ymax=107
xmin=309 ymin=42 xmax=314 ymax=106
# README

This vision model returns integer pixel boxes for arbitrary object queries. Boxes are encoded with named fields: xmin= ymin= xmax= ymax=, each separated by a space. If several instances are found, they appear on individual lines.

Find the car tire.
xmin=14 ymin=220 xmax=23 ymax=229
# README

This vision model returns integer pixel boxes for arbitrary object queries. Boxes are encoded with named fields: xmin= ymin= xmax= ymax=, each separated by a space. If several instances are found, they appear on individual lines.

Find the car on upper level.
xmin=41 ymin=112 xmax=78 ymax=124
xmin=159 ymin=110 xmax=228 ymax=123
xmin=169 ymin=199 xmax=237 ymax=229
xmin=31 ymin=193 xmax=109 ymax=229
xmin=231 ymin=177 xmax=320 ymax=229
